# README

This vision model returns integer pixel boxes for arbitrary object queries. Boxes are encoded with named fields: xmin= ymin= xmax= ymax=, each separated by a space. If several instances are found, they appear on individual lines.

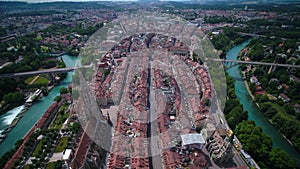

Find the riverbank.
xmin=243 ymin=78 xmax=295 ymax=147
xmin=0 ymin=54 xmax=79 ymax=158
xmin=4 ymin=100 xmax=63 ymax=169
xmin=236 ymin=43 xmax=296 ymax=149
xmin=225 ymin=39 xmax=300 ymax=159
xmin=243 ymin=79 xmax=260 ymax=108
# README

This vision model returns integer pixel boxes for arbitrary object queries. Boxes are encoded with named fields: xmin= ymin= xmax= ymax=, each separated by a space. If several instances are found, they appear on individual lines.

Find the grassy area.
xmin=25 ymin=75 xmax=49 ymax=85
xmin=23 ymin=165 xmax=31 ymax=169
xmin=58 ymin=104 xmax=68 ymax=113
xmin=46 ymin=161 xmax=62 ymax=169
xmin=55 ymin=137 xmax=69 ymax=153
xmin=32 ymin=140 xmax=43 ymax=157
xmin=271 ymin=103 xmax=300 ymax=124
xmin=46 ymin=162 xmax=57 ymax=169
xmin=50 ymin=112 xmax=70 ymax=129
xmin=25 ymin=76 xmax=35 ymax=84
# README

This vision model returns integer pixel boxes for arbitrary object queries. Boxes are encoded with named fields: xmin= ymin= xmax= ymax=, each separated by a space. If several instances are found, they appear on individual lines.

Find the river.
xmin=226 ymin=39 xmax=300 ymax=159
xmin=0 ymin=54 xmax=79 ymax=157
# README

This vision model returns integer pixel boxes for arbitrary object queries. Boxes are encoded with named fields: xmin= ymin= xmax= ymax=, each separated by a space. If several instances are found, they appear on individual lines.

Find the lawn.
xmin=25 ymin=75 xmax=49 ymax=85
xmin=23 ymin=165 xmax=31 ymax=169
xmin=271 ymin=103 xmax=300 ymax=125
xmin=50 ymin=112 xmax=70 ymax=129
xmin=55 ymin=137 xmax=69 ymax=153
xmin=46 ymin=161 xmax=62 ymax=169
xmin=32 ymin=140 xmax=43 ymax=157
xmin=25 ymin=76 xmax=35 ymax=84
xmin=58 ymin=104 xmax=68 ymax=113
xmin=46 ymin=162 xmax=56 ymax=169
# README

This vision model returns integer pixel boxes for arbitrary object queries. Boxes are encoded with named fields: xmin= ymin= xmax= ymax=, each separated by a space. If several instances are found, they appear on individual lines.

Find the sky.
xmin=0 ymin=0 xmax=197 ymax=2
xmin=1 ymin=0 xmax=171 ymax=2
xmin=1 ymin=0 xmax=140 ymax=2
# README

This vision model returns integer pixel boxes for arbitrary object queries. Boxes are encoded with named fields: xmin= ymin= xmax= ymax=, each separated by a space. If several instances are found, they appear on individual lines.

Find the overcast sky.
xmin=1 ymin=0 xmax=141 ymax=2
xmin=0 ymin=0 xmax=197 ymax=2
xmin=1 ymin=0 xmax=183 ymax=2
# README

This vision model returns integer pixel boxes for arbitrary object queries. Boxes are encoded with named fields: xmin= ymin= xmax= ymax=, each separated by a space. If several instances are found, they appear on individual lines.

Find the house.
xmin=278 ymin=93 xmax=291 ymax=103
xmin=290 ymin=75 xmax=300 ymax=83
xmin=250 ymin=76 xmax=258 ymax=83
xmin=255 ymin=86 xmax=265 ymax=95
xmin=294 ymin=104 xmax=300 ymax=113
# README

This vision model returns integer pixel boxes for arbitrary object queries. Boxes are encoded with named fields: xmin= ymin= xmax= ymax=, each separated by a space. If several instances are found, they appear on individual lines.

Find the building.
xmin=278 ymin=93 xmax=291 ymax=103
xmin=181 ymin=133 xmax=206 ymax=150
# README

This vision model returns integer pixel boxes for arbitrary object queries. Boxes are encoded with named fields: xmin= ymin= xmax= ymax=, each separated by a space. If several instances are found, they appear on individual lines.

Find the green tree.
xmin=3 ymin=92 xmax=25 ymax=104
xmin=235 ymin=121 xmax=272 ymax=161
xmin=54 ymin=96 xmax=61 ymax=102
xmin=283 ymin=104 xmax=295 ymax=116
xmin=59 ymin=87 xmax=68 ymax=94
xmin=224 ymin=99 xmax=240 ymax=114
xmin=268 ymin=148 xmax=296 ymax=169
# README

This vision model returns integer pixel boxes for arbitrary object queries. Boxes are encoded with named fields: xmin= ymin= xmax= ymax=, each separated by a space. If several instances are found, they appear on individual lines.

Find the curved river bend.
xmin=0 ymin=54 xmax=78 ymax=157
xmin=226 ymin=40 xmax=300 ymax=159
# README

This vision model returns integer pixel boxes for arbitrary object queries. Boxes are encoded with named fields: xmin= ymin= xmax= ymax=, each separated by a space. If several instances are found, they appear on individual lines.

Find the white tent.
xmin=181 ymin=133 xmax=205 ymax=149
xmin=63 ymin=149 xmax=72 ymax=160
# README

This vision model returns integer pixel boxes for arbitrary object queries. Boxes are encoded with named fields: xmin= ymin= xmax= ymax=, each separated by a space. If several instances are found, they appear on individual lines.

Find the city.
xmin=0 ymin=0 xmax=299 ymax=169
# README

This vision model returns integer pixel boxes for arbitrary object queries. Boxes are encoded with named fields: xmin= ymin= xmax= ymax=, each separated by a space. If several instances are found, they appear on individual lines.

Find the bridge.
xmin=237 ymin=32 xmax=267 ymax=38
xmin=212 ymin=59 xmax=300 ymax=69
xmin=0 ymin=59 xmax=298 ymax=79
xmin=0 ymin=67 xmax=77 ymax=78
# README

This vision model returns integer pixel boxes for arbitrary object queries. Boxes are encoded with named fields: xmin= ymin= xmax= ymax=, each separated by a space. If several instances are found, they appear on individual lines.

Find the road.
xmin=148 ymin=58 xmax=163 ymax=169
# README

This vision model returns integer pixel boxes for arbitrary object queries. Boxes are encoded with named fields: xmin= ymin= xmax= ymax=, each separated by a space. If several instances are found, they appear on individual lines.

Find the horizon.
xmin=0 ymin=0 xmax=209 ymax=3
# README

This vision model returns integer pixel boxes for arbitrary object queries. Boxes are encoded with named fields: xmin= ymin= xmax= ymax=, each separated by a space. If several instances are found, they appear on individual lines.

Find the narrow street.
xmin=147 ymin=56 xmax=163 ymax=169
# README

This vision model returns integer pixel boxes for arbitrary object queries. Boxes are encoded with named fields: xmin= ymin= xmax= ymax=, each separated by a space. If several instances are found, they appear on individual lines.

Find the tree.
xmin=0 ymin=78 xmax=17 ymax=99
xmin=255 ymin=94 xmax=268 ymax=104
xmin=260 ymin=77 xmax=268 ymax=89
xmin=224 ymin=99 xmax=240 ymax=114
xmin=271 ymin=114 xmax=284 ymax=130
xmin=268 ymin=148 xmax=296 ymax=169
xmin=42 ymin=60 xmax=56 ymax=69
xmin=15 ymin=65 xmax=33 ymax=73
xmin=249 ymin=82 xmax=256 ymax=94
xmin=3 ymin=92 xmax=25 ymax=104
xmin=253 ymin=67 xmax=264 ymax=77
xmin=235 ymin=121 xmax=272 ymax=161
xmin=71 ymin=122 xmax=81 ymax=133
xmin=265 ymin=106 xmax=278 ymax=119
xmin=54 ymin=96 xmax=61 ymax=102
xmin=41 ymin=86 xmax=48 ymax=96
xmin=250 ymin=43 xmax=264 ymax=61
xmin=282 ymin=120 xmax=299 ymax=139
xmin=30 ymin=60 xmax=40 ymax=70
xmin=226 ymin=107 xmax=248 ymax=130
xmin=59 ymin=87 xmax=68 ymax=94
xmin=228 ymin=88 xmax=237 ymax=99
xmin=283 ymin=104 xmax=295 ymax=116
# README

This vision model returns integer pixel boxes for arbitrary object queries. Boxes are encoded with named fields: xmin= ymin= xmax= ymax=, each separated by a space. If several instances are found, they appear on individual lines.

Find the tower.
xmin=106 ymin=111 xmax=113 ymax=127
xmin=217 ymin=132 xmax=235 ymax=164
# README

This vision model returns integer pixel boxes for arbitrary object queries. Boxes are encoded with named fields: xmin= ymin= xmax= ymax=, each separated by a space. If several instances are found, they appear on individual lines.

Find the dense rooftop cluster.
xmin=89 ymin=33 xmax=235 ymax=168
